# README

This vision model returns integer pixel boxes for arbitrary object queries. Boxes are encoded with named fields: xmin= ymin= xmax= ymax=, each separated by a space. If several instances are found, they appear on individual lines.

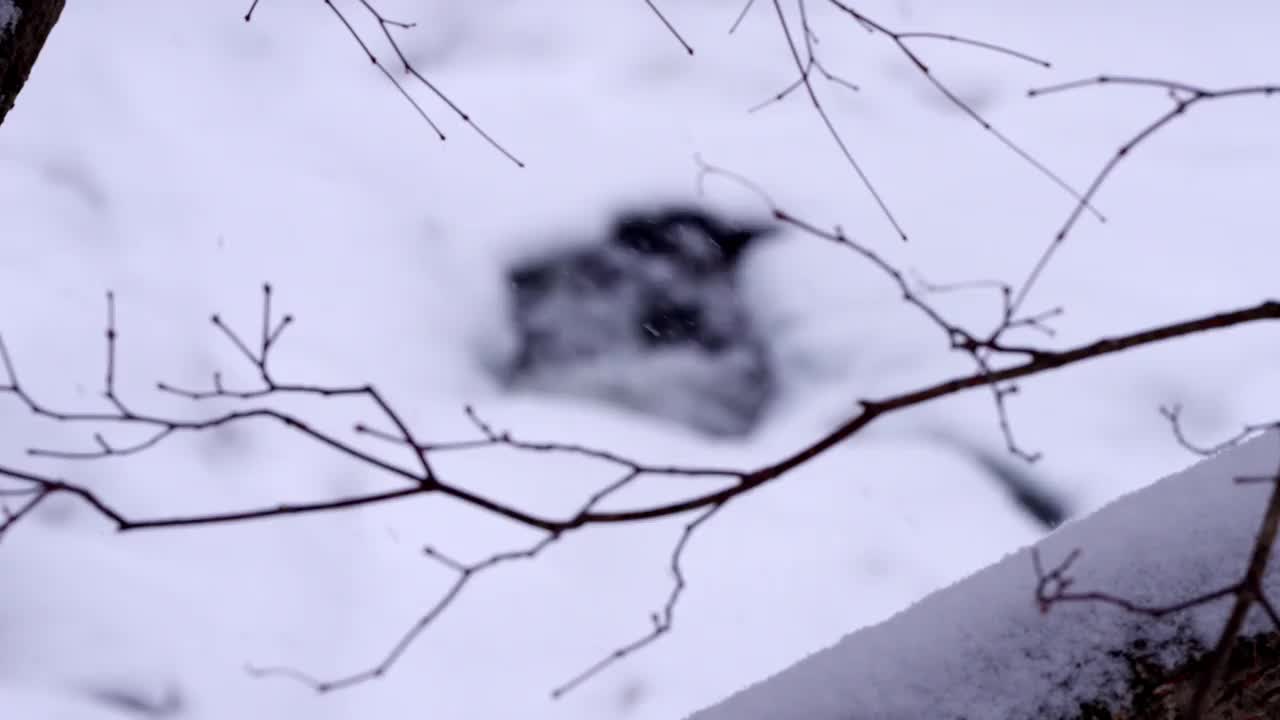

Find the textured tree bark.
xmin=1100 ymin=632 xmax=1280 ymax=720
xmin=0 ymin=0 xmax=64 ymax=128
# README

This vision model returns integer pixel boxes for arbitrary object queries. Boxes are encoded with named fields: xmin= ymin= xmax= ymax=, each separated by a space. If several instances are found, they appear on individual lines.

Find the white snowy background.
xmin=0 ymin=0 xmax=1277 ymax=718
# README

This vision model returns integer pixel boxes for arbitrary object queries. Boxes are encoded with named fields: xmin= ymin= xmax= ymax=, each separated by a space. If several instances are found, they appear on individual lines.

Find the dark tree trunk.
xmin=0 ymin=0 xmax=64 ymax=127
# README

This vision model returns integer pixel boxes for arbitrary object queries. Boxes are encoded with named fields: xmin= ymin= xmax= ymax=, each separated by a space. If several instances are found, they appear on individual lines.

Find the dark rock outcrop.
xmin=503 ymin=207 xmax=775 ymax=436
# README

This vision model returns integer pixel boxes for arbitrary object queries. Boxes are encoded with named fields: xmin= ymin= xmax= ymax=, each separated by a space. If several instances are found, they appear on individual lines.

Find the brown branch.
xmin=728 ymin=0 xmax=759 ymax=34
xmin=747 ymin=55 xmax=859 ymax=113
xmin=749 ymin=0 xmax=860 ymax=112
xmin=250 ymin=531 xmax=564 ymax=692
xmin=698 ymin=157 xmax=1055 ymax=457
xmin=551 ymin=502 xmax=724 ymax=698
xmin=3 ymin=283 xmax=1280 ymax=691
xmin=0 ymin=485 xmax=49 ymax=539
xmin=1014 ymin=76 xmax=1280 ymax=314
xmin=32 ymin=290 xmax=1272 ymax=534
xmin=641 ymin=0 xmax=694 ymax=55
xmin=768 ymin=0 xmax=907 ymax=240
xmin=893 ymin=31 xmax=1050 ymax=67
xmin=355 ymin=405 xmax=742 ymax=480
xmin=252 ymin=469 xmax=647 ymax=693
xmin=1160 ymin=405 xmax=1279 ymax=458
xmin=1033 ymin=548 xmax=1238 ymax=618
xmin=818 ymin=0 xmax=1098 ymax=234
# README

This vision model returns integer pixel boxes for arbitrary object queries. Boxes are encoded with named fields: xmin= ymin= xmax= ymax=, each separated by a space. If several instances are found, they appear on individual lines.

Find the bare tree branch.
xmin=3 ymin=279 xmax=1279 ymax=694
xmin=641 ymin=0 xmax=694 ymax=55
xmin=551 ymin=502 xmax=723 ymax=698
xmin=1014 ymin=76 xmax=1280 ymax=314
xmin=808 ymin=0 xmax=1099 ymax=240
xmin=244 ymin=0 xmax=523 ymax=166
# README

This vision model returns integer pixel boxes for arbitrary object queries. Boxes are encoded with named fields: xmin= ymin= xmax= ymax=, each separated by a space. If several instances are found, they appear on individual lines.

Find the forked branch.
xmin=3 ymin=283 xmax=1278 ymax=695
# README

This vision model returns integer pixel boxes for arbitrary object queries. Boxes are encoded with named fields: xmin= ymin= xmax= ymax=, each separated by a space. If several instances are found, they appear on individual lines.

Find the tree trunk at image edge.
xmin=0 ymin=0 xmax=63 ymax=128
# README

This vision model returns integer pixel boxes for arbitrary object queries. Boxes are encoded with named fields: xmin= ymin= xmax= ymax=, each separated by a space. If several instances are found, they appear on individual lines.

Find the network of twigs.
xmin=3 ymin=282 xmax=1275 ymax=698
xmin=2 ymin=2 xmax=1279 ymax=718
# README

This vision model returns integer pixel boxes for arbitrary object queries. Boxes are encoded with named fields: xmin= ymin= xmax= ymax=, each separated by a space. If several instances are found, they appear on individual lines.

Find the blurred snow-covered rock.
xmin=502 ymin=206 xmax=775 ymax=436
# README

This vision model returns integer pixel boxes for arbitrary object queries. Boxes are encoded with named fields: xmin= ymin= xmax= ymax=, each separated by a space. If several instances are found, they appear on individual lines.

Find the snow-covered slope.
xmin=689 ymin=430 xmax=1280 ymax=719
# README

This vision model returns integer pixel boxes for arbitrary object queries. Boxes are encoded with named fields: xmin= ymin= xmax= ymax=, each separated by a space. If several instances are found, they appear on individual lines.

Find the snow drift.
xmin=688 ymin=430 xmax=1280 ymax=719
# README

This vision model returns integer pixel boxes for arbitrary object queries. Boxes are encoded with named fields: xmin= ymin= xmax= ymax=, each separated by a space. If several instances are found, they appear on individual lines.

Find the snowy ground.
xmin=0 ymin=1 xmax=1277 ymax=718
xmin=693 ymin=430 xmax=1280 ymax=719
